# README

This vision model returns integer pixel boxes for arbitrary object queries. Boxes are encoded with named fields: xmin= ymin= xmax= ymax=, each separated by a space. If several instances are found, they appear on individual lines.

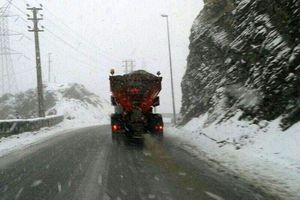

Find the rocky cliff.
xmin=180 ymin=0 xmax=300 ymax=130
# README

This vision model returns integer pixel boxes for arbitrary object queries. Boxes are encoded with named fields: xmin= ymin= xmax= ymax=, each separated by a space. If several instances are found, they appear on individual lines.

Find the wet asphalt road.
xmin=0 ymin=125 xmax=279 ymax=200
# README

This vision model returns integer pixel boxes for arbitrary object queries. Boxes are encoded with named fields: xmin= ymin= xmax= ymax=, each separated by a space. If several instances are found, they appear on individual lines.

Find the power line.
xmin=45 ymin=21 xmax=119 ymax=63
xmin=0 ymin=0 xmax=12 ymax=17
xmin=2 ymin=2 xmax=35 ymax=62
xmin=6 ymin=1 xmax=120 ymax=79
xmin=8 ymin=1 xmax=119 ymax=65
xmin=4 ymin=66 xmax=35 ymax=77
xmin=3 ymin=2 xmax=32 ymax=43
xmin=33 ymin=30 xmax=104 ymax=75
xmin=8 ymin=0 xmax=26 ymax=15
xmin=7 ymin=3 xmax=102 ymax=71
xmin=45 ymin=20 xmax=119 ymax=62
xmin=11 ymin=9 xmax=104 ymax=68
xmin=44 ymin=27 xmax=101 ymax=66
xmin=40 ymin=3 xmax=120 ymax=62
xmin=17 ymin=0 xmax=119 ymax=63
xmin=0 ymin=1 xmax=19 ymax=95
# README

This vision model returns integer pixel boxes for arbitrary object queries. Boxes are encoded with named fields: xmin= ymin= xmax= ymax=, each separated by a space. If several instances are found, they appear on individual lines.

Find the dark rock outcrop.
xmin=180 ymin=0 xmax=300 ymax=129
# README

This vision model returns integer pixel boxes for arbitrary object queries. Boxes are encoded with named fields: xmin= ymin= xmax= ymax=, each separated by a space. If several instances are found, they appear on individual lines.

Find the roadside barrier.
xmin=0 ymin=115 xmax=64 ymax=137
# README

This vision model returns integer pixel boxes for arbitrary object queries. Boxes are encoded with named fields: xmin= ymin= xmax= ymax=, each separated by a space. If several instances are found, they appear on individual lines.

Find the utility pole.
xmin=122 ymin=60 xmax=129 ymax=74
xmin=27 ymin=5 xmax=45 ymax=117
xmin=48 ymin=53 xmax=52 ymax=83
xmin=161 ymin=14 xmax=177 ymax=125
xmin=141 ymin=58 xmax=146 ymax=70
xmin=123 ymin=59 xmax=135 ymax=74
xmin=129 ymin=60 xmax=135 ymax=72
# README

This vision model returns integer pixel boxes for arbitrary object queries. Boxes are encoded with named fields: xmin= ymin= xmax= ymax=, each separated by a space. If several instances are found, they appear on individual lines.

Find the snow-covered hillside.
xmin=0 ymin=83 xmax=111 ymax=157
xmin=0 ymin=83 xmax=111 ymax=125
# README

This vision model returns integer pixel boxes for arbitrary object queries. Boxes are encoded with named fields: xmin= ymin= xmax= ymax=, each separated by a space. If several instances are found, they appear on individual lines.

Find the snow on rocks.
xmin=181 ymin=0 xmax=300 ymax=129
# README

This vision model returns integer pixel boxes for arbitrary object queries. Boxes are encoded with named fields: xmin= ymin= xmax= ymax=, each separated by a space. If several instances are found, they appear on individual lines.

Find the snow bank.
xmin=166 ymin=114 xmax=300 ymax=199
xmin=0 ymin=115 xmax=63 ymax=123
xmin=0 ymin=83 xmax=111 ymax=157
xmin=0 ymin=119 xmax=105 ymax=158
xmin=45 ymin=83 xmax=112 ymax=123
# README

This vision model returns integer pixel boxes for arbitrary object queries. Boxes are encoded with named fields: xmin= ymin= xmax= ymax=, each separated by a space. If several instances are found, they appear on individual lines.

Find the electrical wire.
xmin=8 ymin=1 xmax=100 ymax=66
xmin=40 ymin=2 xmax=121 ymax=62
xmin=44 ymin=27 xmax=101 ymax=66
xmin=41 ymin=34 xmax=104 ymax=73
xmin=7 ymin=0 xmax=119 ymax=75
xmin=4 ymin=67 xmax=35 ymax=77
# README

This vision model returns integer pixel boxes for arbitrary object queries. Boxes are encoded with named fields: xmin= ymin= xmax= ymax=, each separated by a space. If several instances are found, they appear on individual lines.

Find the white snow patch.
xmin=212 ymin=30 xmax=229 ymax=47
xmin=31 ymin=180 xmax=43 ymax=187
xmin=57 ymin=182 xmax=62 ymax=192
xmin=0 ymin=119 xmax=109 ymax=158
xmin=205 ymin=191 xmax=224 ymax=200
xmin=236 ymin=0 xmax=252 ymax=12
xmin=166 ymin=114 xmax=300 ymax=199
xmin=0 ymin=83 xmax=111 ymax=158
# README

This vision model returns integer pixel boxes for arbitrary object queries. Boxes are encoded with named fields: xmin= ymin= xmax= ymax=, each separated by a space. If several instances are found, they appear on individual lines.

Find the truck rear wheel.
xmin=148 ymin=114 xmax=164 ymax=136
xmin=112 ymin=134 xmax=122 ymax=143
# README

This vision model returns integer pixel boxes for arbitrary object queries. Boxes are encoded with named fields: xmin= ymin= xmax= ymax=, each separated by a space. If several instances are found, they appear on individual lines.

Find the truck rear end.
xmin=109 ymin=70 xmax=164 ymax=139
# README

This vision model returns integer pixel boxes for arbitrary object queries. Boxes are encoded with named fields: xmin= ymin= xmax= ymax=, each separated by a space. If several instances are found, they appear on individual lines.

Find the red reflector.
xmin=155 ymin=125 xmax=163 ymax=131
xmin=128 ymin=88 xmax=139 ymax=94
xmin=112 ymin=124 xmax=120 ymax=132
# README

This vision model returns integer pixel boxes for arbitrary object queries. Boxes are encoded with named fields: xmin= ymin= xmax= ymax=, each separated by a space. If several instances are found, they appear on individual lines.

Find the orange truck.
xmin=109 ymin=70 xmax=164 ymax=139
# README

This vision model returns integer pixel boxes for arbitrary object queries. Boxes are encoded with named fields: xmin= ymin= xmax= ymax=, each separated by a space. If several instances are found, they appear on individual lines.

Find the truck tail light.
xmin=112 ymin=124 xmax=121 ymax=132
xmin=154 ymin=125 xmax=163 ymax=132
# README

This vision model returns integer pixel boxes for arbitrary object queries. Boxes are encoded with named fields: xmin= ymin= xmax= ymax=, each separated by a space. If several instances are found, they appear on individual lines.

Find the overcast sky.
xmin=2 ymin=0 xmax=203 ymax=113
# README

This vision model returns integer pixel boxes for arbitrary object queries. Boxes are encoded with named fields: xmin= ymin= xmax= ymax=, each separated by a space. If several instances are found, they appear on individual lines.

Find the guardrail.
xmin=0 ymin=115 xmax=64 ymax=137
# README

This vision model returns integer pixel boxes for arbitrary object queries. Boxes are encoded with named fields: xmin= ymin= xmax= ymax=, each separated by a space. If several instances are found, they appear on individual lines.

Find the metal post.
xmin=123 ymin=60 xmax=128 ymax=74
xmin=129 ymin=60 xmax=135 ymax=73
xmin=123 ymin=60 xmax=135 ymax=74
xmin=48 ymin=53 xmax=52 ymax=83
xmin=161 ymin=14 xmax=177 ymax=125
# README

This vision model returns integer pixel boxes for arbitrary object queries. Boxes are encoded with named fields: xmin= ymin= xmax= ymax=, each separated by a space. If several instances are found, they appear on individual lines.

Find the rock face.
xmin=180 ymin=0 xmax=300 ymax=129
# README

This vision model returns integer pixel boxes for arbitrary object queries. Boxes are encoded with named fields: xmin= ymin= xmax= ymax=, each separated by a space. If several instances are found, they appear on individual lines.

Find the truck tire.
xmin=112 ymin=133 xmax=122 ymax=143
xmin=148 ymin=114 xmax=164 ymax=136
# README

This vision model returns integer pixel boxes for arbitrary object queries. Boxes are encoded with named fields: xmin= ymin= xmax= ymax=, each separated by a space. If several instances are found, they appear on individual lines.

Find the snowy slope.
xmin=0 ymin=83 xmax=112 ymax=157
xmin=168 ymin=114 xmax=300 ymax=199
xmin=0 ymin=83 xmax=111 ymax=124
xmin=45 ymin=83 xmax=111 ymax=125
